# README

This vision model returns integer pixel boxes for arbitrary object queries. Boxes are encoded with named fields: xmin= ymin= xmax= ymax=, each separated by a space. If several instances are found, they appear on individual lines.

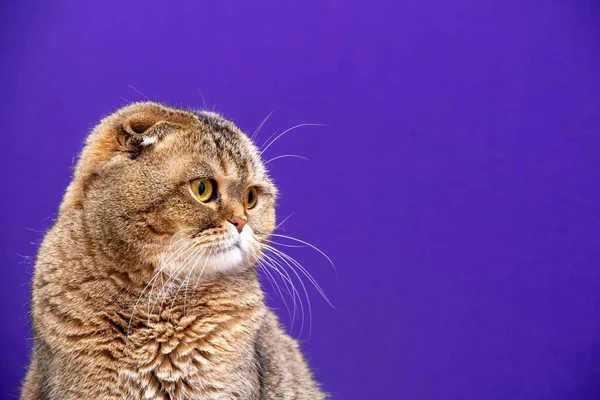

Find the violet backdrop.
xmin=2 ymin=0 xmax=600 ymax=399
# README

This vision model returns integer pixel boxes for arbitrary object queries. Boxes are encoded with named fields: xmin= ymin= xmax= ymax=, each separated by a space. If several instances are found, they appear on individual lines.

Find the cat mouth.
xmin=159 ymin=226 xmax=255 ymax=280
xmin=212 ymin=241 xmax=242 ymax=255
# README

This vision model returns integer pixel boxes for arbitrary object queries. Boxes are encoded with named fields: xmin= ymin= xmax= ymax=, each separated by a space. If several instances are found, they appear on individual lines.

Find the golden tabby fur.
xmin=21 ymin=102 xmax=325 ymax=399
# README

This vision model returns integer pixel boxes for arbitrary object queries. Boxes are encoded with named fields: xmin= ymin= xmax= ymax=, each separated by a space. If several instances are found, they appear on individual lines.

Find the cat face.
xmin=67 ymin=103 xmax=277 ymax=281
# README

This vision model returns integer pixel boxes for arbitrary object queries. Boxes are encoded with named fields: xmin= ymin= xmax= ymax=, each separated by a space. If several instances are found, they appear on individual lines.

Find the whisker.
xmin=197 ymin=88 xmax=208 ymax=110
xmin=270 ymin=241 xmax=304 ymax=249
xmin=127 ymin=228 xmax=198 ymax=334
xmin=251 ymin=110 xmax=274 ymax=142
xmin=260 ymin=255 xmax=301 ymax=321
xmin=257 ymin=260 xmax=294 ymax=323
xmin=257 ymin=260 xmax=279 ymax=297
xmin=156 ymin=241 xmax=199 ymax=312
xmin=155 ymin=239 xmax=195 ymax=287
xmin=159 ymin=232 xmax=198 ymax=265
xmin=259 ymin=123 xmax=325 ymax=156
xmin=158 ymin=236 xmax=199 ymax=281
xmin=271 ymin=233 xmax=338 ymax=278
xmin=182 ymin=247 xmax=210 ymax=315
xmin=127 ymin=267 xmax=163 ymax=334
xmin=252 ymin=246 xmax=300 ymax=331
xmin=149 ymin=238 xmax=199 ymax=318
xmin=265 ymin=244 xmax=335 ymax=309
xmin=260 ymin=257 xmax=299 ymax=333
xmin=268 ymin=259 xmax=304 ymax=333
xmin=262 ymin=250 xmax=311 ymax=337
xmin=265 ymin=154 xmax=309 ymax=164
xmin=275 ymin=212 xmax=295 ymax=231
xmin=127 ymin=85 xmax=150 ymax=101
xmin=170 ymin=246 xmax=208 ymax=319
xmin=192 ymin=246 xmax=213 ymax=288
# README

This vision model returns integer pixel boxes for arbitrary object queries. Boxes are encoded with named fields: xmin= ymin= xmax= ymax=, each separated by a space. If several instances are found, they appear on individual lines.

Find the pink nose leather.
xmin=228 ymin=217 xmax=247 ymax=233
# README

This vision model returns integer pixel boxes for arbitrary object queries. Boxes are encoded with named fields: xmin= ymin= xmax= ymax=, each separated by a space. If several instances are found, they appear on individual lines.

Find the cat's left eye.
xmin=244 ymin=187 xmax=258 ymax=209
xmin=190 ymin=178 xmax=216 ymax=203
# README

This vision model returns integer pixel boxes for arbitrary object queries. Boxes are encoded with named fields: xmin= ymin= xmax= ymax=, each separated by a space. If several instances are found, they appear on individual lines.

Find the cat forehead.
xmin=166 ymin=113 xmax=266 ymax=180
xmin=194 ymin=117 xmax=256 ymax=157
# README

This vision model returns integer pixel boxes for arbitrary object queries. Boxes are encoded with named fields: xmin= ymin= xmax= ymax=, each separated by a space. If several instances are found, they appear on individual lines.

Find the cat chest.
xmin=115 ymin=316 xmax=258 ymax=398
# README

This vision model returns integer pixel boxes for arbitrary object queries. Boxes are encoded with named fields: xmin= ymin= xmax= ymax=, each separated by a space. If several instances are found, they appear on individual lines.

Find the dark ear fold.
xmin=116 ymin=110 xmax=181 ymax=157
xmin=61 ymin=102 xmax=193 ymax=211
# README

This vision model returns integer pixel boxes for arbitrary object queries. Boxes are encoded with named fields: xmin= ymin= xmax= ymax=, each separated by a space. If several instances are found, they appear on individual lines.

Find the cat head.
xmin=64 ymin=102 xmax=277 ymax=280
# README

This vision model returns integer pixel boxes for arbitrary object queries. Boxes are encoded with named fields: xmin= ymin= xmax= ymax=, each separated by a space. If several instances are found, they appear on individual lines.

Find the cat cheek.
xmin=239 ymin=229 xmax=254 ymax=253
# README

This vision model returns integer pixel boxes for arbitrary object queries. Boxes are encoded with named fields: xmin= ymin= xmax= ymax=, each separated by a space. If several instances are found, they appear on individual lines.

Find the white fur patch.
xmin=161 ymin=224 xmax=257 ymax=282
xmin=141 ymin=136 xmax=157 ymax=146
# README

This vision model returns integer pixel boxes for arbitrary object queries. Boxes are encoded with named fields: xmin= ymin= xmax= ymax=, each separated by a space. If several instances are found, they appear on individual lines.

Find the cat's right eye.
xmin=190 ymin=178 xmax=216 ymax=203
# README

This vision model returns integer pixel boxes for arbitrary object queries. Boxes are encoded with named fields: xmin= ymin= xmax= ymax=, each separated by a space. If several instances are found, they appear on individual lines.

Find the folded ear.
xmin=61 ymin=102 xmax=194 ymax=211
xmin=115 ymin=106 xmax=184 ymax=157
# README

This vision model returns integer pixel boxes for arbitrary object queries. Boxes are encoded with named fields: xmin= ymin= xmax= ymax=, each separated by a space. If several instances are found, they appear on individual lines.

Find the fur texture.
xmin=21 ymin=102 xmax=325 ymax=399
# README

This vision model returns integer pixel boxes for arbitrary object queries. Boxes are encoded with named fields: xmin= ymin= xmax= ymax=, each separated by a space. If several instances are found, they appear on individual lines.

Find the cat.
xmin=21 ymin=102 xmax=326 ymax=399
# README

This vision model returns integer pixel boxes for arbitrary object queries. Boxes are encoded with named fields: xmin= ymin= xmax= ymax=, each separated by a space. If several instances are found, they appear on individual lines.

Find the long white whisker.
xmin=192 ymin=246 xmax=213 ymax=288
xmin=259 ymin=123 xmax=325 ymax=156
xmin=265 ymin=244 xmax=335 ymax=309
xmin=159 ymin=241 xmax=200 ymax=298
xmin=158 ymin=232 xmax=198 ymax=267
xmin=182 ymin=246 xmax=210 ymax=315
xmin=251 ymin=110 xmax=274 ymax=142
xmin=257 ymin=263 xmax=278 ymax=304
xmin=262 ymin=249 xmax=311 ymax=337
xmin=260 ymin=255 xmax=301 ymax=324
xmin=157 ymin=238 xmax=199 ymax=287
xmin=265 ymin=154 xmax=309 ymax=164
xmin=151 ymin=240 xmax=199 ymax=317
xmin=128 ymin=267 xmax=163 ymax=335
xmin=257 ymin=260 xmax=294 ymax=323
xmin=271 ymin=233 xmax=338 ymax=278
xmin=153 ymin=238 xmax=197 ymax=297
xmin=270 ymin=241 xmax=304 ymax=248
xmin=170 ymin=246 xmax=207 ymax=319
xmin=127 ymin=85 xmax=150 ymax=101
xmin=127 ymin=228 xmax=197 ymax=333
xmin=257 ymin=260 xmax=279 ymax=297
xmin=262 ymin=254 xmax=299 ymax=305
xmin=271 ymin=246 xmax=334 ymax=308
xmin=274 ymin=213 xmax=295 ymax=231
xmin=270 ymin=259 xmax=304 ymax=333
xmin=197 ymin=88 xmax=208 ymax=110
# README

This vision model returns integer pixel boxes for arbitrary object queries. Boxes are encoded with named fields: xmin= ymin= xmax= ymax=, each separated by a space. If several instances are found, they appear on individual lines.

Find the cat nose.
xmin=228 ymin=217 xmax=247 ymax=233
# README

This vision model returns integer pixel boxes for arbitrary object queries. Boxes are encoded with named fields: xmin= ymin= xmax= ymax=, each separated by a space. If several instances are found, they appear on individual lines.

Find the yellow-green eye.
xmin=244 ymin=187 xmax=258 ymax=209
xmin=190 ymin=179 xmax=216 ymax=202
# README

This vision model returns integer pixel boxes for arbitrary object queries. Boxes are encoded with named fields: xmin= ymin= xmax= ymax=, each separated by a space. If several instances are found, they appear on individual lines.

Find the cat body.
xmin=21 ymin=103 xmax=325 ymax=399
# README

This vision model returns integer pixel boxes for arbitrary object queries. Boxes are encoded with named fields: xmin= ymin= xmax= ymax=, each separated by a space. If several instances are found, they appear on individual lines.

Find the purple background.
xmin=2 ymin=0 xmax=600 ymax=398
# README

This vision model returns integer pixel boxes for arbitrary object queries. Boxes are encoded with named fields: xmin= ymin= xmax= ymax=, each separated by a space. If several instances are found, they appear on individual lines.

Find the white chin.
xmin=165 ymin=247 xmax=246 ymax=282
xmin=198 ymin=247 xmax=245 ymax=275
xmin=162 ymin=225 xmax=255 ymax=281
